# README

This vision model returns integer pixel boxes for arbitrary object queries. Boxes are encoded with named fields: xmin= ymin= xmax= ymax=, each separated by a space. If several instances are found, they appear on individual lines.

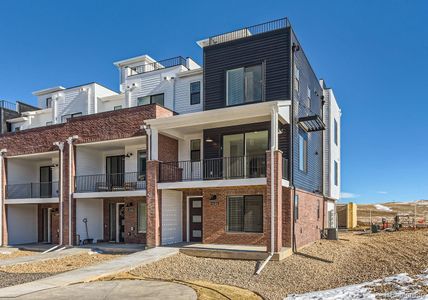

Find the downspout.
xmin=66 ymin=136 xmax=78 ymax=246
xmin=0 ymin=149 xmax=7 ymax=247
xmin=291 ymin=35 xmax=300 ymax=253
xmin=256 ymin=106 xmax=277 ymax=275
xmin=53 ymin=142 xmax=64 ymax=245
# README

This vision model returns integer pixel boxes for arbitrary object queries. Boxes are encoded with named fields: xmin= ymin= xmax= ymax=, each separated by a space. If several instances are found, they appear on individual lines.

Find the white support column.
xmin=151 ymin=128 xmax=159 ymax=161
xmin=271 ymin=106 xmax=279 ymax=151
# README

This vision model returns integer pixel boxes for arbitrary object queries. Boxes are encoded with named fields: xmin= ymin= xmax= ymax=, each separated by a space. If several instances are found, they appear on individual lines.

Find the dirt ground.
xmin=0 ymin=253 xmax=120 ymax=288
xmin=132 ymin=229 xmax=428 ymax=300
xmin=0 ymin=250 xmax=35 ymax=260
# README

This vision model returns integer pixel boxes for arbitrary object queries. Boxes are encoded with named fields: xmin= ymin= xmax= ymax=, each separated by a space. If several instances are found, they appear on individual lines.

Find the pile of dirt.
xmin=132 ymin=229 xmax=428 ymax=300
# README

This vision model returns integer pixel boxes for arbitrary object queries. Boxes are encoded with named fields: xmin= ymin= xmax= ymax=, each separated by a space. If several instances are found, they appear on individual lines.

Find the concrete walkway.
xmin=0 ymin=248 xmax=86 ymax=267
xmin=0 ymin=247 xmax=179 ymax=298
xmin=7 ymin=280 xmax=197 ymax=300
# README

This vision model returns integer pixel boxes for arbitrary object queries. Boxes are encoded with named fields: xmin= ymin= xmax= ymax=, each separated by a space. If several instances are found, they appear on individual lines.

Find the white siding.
xmin=161 ymin=190 xmax=183 ymax=245
xmin=7 ymin=158 xmax=56 ymax=184
xmin=76 ymin=199 xmax=104 ymax=243
xmin=7 ymin=205 xmax=38 ymax=245
xmin=75 ymin=147 xmax=104 ymax=176
xmin=94 ymin=84 xmax=118 ymax=113
xmin=178 ymin=132 xmax=203 ymax=162
xmin=174 ymin=73 xmax=203 ymax=114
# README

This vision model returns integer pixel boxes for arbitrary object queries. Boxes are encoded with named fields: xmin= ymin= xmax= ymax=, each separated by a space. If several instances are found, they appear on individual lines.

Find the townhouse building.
xmin=0 ymin=18 xmax=341 ymax=259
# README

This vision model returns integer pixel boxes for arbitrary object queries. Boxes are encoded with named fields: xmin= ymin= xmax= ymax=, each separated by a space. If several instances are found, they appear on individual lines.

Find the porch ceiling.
xmin=7 ymin=151 xmax=58 ymax=161
xmin=76 ymin=136 xmax=146 ymax=151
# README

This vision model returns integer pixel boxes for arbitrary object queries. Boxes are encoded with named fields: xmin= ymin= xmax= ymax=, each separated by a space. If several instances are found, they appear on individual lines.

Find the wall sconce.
xmin=125 ymin=152 xmax=133 ymax=158
xmin=209 ymin=194 xmax=218 ymax=206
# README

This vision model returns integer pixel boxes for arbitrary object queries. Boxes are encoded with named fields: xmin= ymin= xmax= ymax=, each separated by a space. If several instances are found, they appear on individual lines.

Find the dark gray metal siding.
xmin=291 ymin=29 xmax=324 ymax=193
xmin=203 ymin=28 xmax=291 ymax=110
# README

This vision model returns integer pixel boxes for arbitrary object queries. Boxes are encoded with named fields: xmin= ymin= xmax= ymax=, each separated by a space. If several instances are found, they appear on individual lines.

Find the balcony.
xmin=74 ymin=172 xmax=146 ymax=193
xmin=6 ymin=182 xmax=59 ymax=199
xmin=128 ymin=56 xmax=188 ymax=76
xmin=159 ymin=155 xmax=267 ymax=183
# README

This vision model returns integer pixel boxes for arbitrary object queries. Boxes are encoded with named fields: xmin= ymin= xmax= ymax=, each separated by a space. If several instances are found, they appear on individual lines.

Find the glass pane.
xmin=245 ymin=131 xmax=268 ymax=177
xmin=244 ymin=195 xmax=263 ymax=232
xmin=151 ymin=94 xmax=164 ymax=106
xmin=227 ymin=196 xmax=243 ymax=231
xmin=223 ymin=134 xmax=244 ymax=178
xmin=137 ymin=151 xmax=146 ymax=180
xmin=227 ymin=68 xmax=244 ymax=105
xmin=192 ymin=230 xmax=202 ymax=237
xmin=137 ymin=96 xmax=150 ymax=106
xmin=109 ymin=203 xmax=116 ymax=241
xmin=190 ymin=81 xmax=200 ymax=93
xmin=244 ymin=65 xmax=262 ymax=102
xmin=192 ymin=200 xmax=202 ymax=208
xmin=192 ymin=215 xmax=202 ymax=223
xmin=138 ymin=201 xmax=146 ymax=233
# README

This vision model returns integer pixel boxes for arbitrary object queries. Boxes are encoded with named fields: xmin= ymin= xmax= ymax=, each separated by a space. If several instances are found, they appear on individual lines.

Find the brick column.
xmin=1 ymin=157 xmax=8 ymax=246
xmin=146 ymin=160 xmax=161 ymax=247
xmin=62 ymin=144 xmax=76 ymax=246
xmin=266 ymin=150 xmax=283 ymax=253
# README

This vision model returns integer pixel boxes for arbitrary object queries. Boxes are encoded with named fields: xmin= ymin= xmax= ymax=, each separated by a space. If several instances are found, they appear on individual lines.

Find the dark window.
xmin=114 ymin=105 xmax=122 ymax=110
xmin=46 ymin=97 xmax=52 ymax=108
xmin=334 ymin=160 xmax=338 ymax=186
xmin=190 ymin=81 xmax=201 ymax=105
xmin=294 ymin=195 xmax=299 ymax=220
xmin=226 ymin=65 xmax=262 ymax=106
xmin=137 ymin=150 xmax=147 ymax=180
xmin=190 ymin=139 xmax=201 ymax=162
xmin=14 ymin=126 xmax=20 ymax=132
xmin=227 ymin=195 xmax=263 ymax=233
xmin=46 ymin=121 xmax=53 ymax=126
xmin=137 ymin=93 xmax=164 ymax=107
xmin=298 ymin=129 xmax=308 ymax=172
xmin=294 ymin=66 xmax=300 ymax=93
xmin=334 ymin=119 xmax=338 ymax=145
xmin=317 ymin=200 xmax=320 ymax=220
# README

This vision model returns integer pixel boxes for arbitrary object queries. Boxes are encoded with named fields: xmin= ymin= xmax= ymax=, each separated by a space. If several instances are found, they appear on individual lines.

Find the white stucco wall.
xmin=7 ymin=205 xmax=38 ymax=245
xmin=75 ymin=199 xmax=104 ymax=243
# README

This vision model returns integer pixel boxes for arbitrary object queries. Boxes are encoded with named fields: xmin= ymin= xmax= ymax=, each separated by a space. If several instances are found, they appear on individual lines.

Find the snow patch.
xmin=374 ymin=204 xmax=392 ymax=211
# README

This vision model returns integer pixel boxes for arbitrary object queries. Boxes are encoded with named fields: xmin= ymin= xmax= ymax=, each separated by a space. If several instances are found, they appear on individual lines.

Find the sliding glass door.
xmin=106 ymin=155 xmax=125 ymax=188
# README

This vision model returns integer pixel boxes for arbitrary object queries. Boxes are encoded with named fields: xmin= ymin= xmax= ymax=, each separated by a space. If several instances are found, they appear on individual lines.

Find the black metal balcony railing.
xmin=0 ymin=100 xmax=16 ymax=111
xmin=75 ymin=172 xmax=146 ymax=193
xmin=207 ymin=17 xmax=290 ymax=46
xmin=128 ymin=56 xmax=187 ymax=76
xmin=6 ymin=182 xmax=59 ymax=199
xmin=159 ymin=155 xmax=266 ymax=183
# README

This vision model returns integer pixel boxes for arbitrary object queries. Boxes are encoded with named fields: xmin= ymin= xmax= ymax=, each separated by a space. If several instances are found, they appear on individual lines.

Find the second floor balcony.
xmin=75 ymin=172 xmax=146 ymax=193
xmin=6 ymin=182 xmax=59 ymax=199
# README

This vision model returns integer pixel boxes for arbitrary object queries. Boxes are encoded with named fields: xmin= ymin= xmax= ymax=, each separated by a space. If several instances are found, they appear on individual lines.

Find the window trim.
xmin=225 ymin=64 xmax=264 ymax=107
xmin=334 ymin=160 xmax=339 ymax=186
xmin=226 ymin=195 xmax=263 ymax=233
xmin=190 ymin=139 xmax=201 ymax=162
xmin=334 ymin=119 xmax=338 ymax=146
xmin=190 ymin=81 xmax=201 ymax=105
xmin=46 ymin=97 xmax=52 ymax=108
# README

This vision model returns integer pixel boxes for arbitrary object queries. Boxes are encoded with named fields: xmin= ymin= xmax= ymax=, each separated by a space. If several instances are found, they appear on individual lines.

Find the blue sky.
xmin=0 ymin=0 xmax=427 ymax=203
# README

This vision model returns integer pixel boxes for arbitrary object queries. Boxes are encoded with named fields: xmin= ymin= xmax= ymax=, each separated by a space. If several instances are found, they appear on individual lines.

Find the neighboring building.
xmin=337 ymin=202 xmax=357 ymax=229
xmin=0 ymin=18 xmax=341 ymax=259
xmin=0 ymin=100 xmax=38 ymax=133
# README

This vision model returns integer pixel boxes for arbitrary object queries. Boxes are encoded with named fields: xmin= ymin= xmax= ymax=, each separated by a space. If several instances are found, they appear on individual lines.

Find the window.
xmin=317 ymin=200 xmax=320 ymax=220
xmin=137 ymin=201 xmax=147 ymax=233
xmin=190 ymin=81 xmax=201 ymax=105
xmin=114 ymin=105 xmax=122 ymax=110
xmin=14 ymin=126 xmax=20 ymax=132
xmin=294 ymin=195 xmax=299 ymax=220
xmin=190 ymin=139 xmax=201 ymax=162
xmin=46 ymin=97 xmax=52 ymax=108
xmin=227 ymin=195 xmax=263 ymax=233
xmin=61 ymin=112 xmax=82 ymax=123
xmin=298 ymin=129 xmax=308 ymax=172
xmin=226 ymin=65 xmax=262 ymax=106
xmin=46 ymin=121 xmax=53 ymax=126
xmin=137 ymin=93 xmax=164 ymax=107
xmin=307 ymin=86 xmax=311 ymax=108
xmin=334 ymin=160 xmax=338 ymax=186
xmin=294 ymin=66 xmax=300 ymax=92
xmin=334 ymin=119 xmax=338 ymax=145
xmin=137 ymin=150 xmax=147 ymax=180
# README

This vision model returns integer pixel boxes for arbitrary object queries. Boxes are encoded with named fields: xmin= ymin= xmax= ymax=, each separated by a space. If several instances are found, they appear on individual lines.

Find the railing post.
xmin=30 ymin=182 xmax=32 ymax=198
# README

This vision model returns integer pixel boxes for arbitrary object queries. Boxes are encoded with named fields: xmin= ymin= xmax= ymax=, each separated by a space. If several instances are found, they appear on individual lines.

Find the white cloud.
xmin=340 ymin=192 xmax=360 ymax=199
xmin=376 ymin=191 xmax=388 ymax=194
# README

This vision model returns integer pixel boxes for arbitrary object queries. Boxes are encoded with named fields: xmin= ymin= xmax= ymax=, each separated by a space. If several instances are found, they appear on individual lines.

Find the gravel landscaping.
xmin=0 ymin=252 xmax=120 ymax=288
xmin=132 ymin=229 xmax=428 ymax=300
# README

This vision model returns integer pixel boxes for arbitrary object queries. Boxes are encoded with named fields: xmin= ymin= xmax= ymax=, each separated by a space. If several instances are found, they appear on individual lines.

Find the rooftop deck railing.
xmin=128 ymin=56 xmax=187 ymax=76
xmin=0 ymin=100 xmax=17 ymax=111
xmin=75 ymin=172 xmax=146 ymax=193
xmin=207 ymin=17 xmax=290 ymax=46
xmin=159 ymin=155 xmax=266 ymax=182
xmin=6 ymin=182 xmax=59 ymax=199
